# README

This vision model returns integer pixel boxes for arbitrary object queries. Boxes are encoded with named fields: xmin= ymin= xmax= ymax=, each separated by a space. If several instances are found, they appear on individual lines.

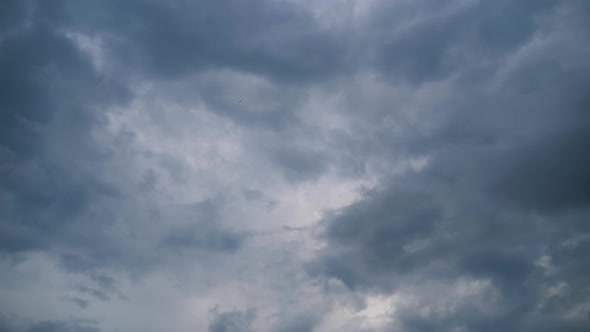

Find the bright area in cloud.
xmin=1 ymin=0 xmax=590 ymax=331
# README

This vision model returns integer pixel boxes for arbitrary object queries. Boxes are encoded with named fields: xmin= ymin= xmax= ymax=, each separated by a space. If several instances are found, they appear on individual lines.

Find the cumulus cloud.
xmin=1 ymin=0 xmax=589 ymax=331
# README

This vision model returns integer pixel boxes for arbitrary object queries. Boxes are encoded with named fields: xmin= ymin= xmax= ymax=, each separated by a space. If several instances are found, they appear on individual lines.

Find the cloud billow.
xmin=1 ymin=0 xmax=589 ymax=331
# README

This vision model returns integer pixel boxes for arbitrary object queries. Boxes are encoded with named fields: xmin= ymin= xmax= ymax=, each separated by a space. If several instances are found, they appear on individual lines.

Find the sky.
xmin=1 ymin=0 xmax=589 ymax=331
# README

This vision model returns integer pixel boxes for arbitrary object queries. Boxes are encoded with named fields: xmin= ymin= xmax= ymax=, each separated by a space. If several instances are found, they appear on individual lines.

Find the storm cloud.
xmin=1 ymin=0 xmax=589 ymax=331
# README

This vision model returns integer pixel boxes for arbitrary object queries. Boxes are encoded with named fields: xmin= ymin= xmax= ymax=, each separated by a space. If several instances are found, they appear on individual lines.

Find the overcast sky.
xmin=1 ymin=0 xmax=590 ymax=331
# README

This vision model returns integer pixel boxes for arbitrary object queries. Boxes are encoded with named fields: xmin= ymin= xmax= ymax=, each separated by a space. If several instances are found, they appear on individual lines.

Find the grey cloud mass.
xmin=1 ymin=0 xmax=589 ymax=331
xmin=208 ymin=308 xmax=256 ymax=332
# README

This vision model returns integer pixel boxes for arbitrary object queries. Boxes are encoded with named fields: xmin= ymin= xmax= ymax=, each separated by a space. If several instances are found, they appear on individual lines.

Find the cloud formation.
xmin=1 ymin=0 xmax=589 ymax=331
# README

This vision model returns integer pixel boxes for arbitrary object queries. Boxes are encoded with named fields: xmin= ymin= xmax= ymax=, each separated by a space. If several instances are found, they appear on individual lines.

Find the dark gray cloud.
xmin=0 ymin=0 xmax=244 ymax=303
xmin=72 ymin=285 xmax=110 ymax=302
xmin=308 ymin=2 xmax=590 ymax=330
xmin=162 ymin=221 xmax=243 ymax=253
xmin=269 ymin=145 xmax=330 ymax=183
xmin=63 ymin=0 xmax=351 ymax=84
xmin=159 ymin=199 xmax=246 ymax=253
xmin=208 ymin=308 xmax=256 ymax=332
xmin=0 ymin=315 xmax=100 ymax=332
xmin=0 ymin=0 xmax=131 ymax=266
xmin=62 ymin=297 xmax=89 ymax=309
xmin=492 ymin=122 xmax=590 ymax=212
xmin=242 ymin=189 xmax=264 ymax=201
xmin=27 ymin=320 xmax=100 ymax=332
xmin=372 ymin=0 xmax=557 ymax=84
xmin=1 ymin=0 xmax=589 ymax=331
xmin=270 ymin=312 xmax=320 ymax=332
xmin=307 ymin=190 xmax=440 ymax=290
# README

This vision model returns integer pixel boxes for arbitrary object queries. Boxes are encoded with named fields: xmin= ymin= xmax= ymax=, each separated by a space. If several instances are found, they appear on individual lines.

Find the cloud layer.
xmin=1 ymin=0 xmax=589 ymax=331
